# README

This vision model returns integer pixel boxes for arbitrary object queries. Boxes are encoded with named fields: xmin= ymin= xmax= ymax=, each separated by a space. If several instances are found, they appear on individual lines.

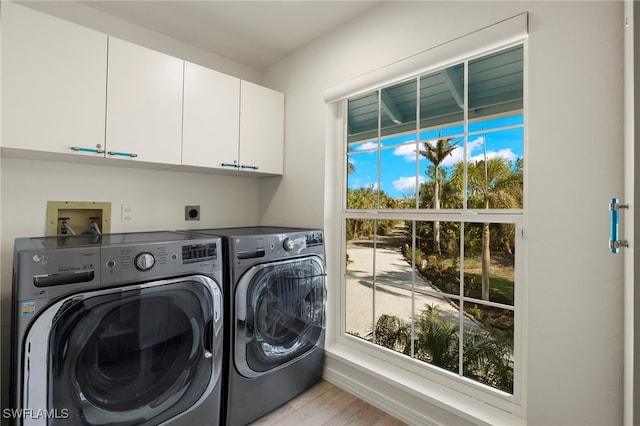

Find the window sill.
xmin=323 ymin=342 xmax=526 ymax=426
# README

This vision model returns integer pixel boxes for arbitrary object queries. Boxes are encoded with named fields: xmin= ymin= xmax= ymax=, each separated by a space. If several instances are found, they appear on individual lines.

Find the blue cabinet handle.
xmin=107 ymin=151 xmax=138 ymax=158
xmin=221 ymin=163 xmax=239 ymax=168
xmin=240 ymin=165 xmax=259 ymax=170
xmin=609 ymin=198 xmax=629 ymax=253
xmin=70 ymin=146 xmax=104 ymax=154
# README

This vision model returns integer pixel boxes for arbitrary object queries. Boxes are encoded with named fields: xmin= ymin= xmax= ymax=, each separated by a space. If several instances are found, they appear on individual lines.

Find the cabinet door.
xmin=1 ymin=2 xmax=107 ymax=157
xmin=183 ymin=62 xmax=240 ymax=169
xmin=106 ymin=37 xmax=183 ymax=165
xmin=239 ymin=81 xmax=284 ymax=175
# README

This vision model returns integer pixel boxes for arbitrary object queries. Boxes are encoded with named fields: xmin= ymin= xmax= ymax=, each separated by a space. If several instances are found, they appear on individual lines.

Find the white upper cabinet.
xmin=106 ymin=37 xmax=184 ymax=165
xmin=183 ymin=67 xmax=284 ymax=176
xmin=239 ymin=81 xmax=285 ymax=175
xmin=1 ymin=4 xmax=283 ymax=176
xmin=1 ymin=2 xmax=108 ymax=156
xmin=182 ymin=62 xmax=241 ymax=170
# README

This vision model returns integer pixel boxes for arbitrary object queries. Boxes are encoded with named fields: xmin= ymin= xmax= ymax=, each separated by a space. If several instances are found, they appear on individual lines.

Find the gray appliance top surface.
xmin=187 ymin=226 xmax=321 ymax=238
xmin=15 ymin=231 xmax=217 ymax=250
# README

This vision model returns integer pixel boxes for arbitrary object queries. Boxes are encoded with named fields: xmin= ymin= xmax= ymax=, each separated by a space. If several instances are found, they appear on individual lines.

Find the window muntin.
xmin=342 ymin=44 xmax=524 ymax=397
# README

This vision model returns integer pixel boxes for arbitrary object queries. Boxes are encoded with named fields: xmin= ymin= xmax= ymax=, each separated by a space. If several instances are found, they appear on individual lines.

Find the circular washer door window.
xmin=45 ymin=279 xmax=216 ymax=425
xmin=236 ymin=257 xmax=325 ymax=376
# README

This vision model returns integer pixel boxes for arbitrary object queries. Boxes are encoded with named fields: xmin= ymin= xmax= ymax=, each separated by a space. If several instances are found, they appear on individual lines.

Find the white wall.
xmin=261 ymin=1 xmax=625 ymax=424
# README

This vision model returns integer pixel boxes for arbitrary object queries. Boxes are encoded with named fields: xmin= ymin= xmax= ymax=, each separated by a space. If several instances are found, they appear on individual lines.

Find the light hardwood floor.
xmin=250 ymin=380 xmax=405 ymax=426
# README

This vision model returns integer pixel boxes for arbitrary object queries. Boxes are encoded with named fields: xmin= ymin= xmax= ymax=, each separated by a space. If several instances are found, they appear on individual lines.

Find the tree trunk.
xmin=433 ymin=178 xmax=441 ymax=255
xmin=481 ymin=222 xmax=490 ymax=300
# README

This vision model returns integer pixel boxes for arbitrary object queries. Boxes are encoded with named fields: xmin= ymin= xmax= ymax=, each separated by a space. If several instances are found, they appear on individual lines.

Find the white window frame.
xmin=334 ymin=40 xmax=528 ymax=416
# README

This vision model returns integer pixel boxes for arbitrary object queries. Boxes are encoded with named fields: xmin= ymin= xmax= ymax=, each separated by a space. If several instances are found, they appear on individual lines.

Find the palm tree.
xmin=369 ymin=314 xmax=411 ymax=355
xmin=347 ymin=161 xmax=356 ymax=174
xmin=419 ymin=138 xmax=458 ymax=254
xmin=414 ymin=305 xmax=459 ymax=372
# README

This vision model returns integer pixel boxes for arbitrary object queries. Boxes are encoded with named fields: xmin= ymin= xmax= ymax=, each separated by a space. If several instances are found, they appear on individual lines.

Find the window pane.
xmin=411 ymin=220 xmax=462 ymax=374
xmin=417 ymin=135 xmax=463 ymax=210
xmin=347 ymin=91 xmax=379 ymax=144
xmin=463 ymin=222 xmax=515 ymax=306
xmin=412 ymin=303 xmax=460 ymax=375
xmin=466 ymin=127 xmax=523 ymax=210
xmin=380 ymin=143 xmax=419 ymax=209
xmin=345 ymin=219 xmax=375 ymax=339
xmin=468 ymin=45 xmax=523 ymax=121
xmin=373 ymin=221 xmax=413 ymax=354
xmin=462 ymin=303 xmax=514 ymax=393
xmin=346 ymin=148 xmax=378 ymax=209
xmin=414 ymin=220 xmax=461 ymax=296
xmin=380 ymin=79 xmax=417 ymax=137
xmin=420 ymin=63 xmax=464 ymax=129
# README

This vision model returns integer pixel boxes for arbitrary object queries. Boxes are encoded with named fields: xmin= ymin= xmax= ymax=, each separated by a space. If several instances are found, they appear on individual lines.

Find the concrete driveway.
xmin=345 ymin=243 xmax=464 ymax=338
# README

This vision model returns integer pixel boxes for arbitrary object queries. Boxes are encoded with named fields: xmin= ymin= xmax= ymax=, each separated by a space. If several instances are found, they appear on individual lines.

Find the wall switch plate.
xmin=185 ymin=205 xmax=200 ymax=221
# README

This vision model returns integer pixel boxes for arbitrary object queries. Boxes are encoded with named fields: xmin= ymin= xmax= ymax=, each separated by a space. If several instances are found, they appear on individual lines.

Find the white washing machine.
xmin=11 ymin=232 xmax=224 ymax=426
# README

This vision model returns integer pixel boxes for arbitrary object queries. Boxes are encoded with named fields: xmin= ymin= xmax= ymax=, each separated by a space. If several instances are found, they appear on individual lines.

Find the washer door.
xmin=235 ymin=256 xmax=325 ymax=378
xmin=22 ymin=275 xmax=222 ymax=426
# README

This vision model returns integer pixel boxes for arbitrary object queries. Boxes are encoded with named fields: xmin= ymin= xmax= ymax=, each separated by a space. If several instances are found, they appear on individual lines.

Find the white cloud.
xmin=355 ymin=141 xmax=377 ymax=151
xmin=468 ymin=136 xmax=518 ymax=164
xmin=393 ymin=144 xmax=418 ymax=162
xmin=469 ymin=148 xmax=518 ymax=164
xmin=392 ymin=175 xmax=426 ymax=192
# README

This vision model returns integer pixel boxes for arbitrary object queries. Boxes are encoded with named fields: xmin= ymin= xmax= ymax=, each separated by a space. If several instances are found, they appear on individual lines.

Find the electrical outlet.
xmin=185 ymin=205 xmax=200 ymax=221
xmin=121 ymin=204 xmax=133 ymax=222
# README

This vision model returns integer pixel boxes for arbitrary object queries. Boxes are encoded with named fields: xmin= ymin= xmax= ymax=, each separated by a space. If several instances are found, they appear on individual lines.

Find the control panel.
xmin=101 ymin=240 xmax=221 ymax=284
xmin=15 ymin=234 xmax=223 ymax=302
xmin=234 ymin=230 xmax=324 ymax=262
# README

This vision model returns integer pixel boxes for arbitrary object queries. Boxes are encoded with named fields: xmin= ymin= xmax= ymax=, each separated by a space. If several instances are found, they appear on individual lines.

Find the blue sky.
xmin=347 ymin=115 xmax=524 ymax=199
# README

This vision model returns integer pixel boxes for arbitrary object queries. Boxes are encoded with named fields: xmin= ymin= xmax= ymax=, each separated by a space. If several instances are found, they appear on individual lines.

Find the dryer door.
xmin=21 ymin=275 xmax=223 ymax=426
xmin=235 ymin=256 xmax=326 ymax=378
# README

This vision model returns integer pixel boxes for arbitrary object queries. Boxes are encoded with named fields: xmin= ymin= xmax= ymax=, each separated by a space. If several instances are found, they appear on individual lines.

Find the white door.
xmin=239 ymin=81 xmax=284 ymax=175
xmin=1 ymin=2 xmax=107 ymax=157
xmin=106 ymin=37 xmax=183 ymax=165
xmin=182 ymin=61 xmax=241 ymax=170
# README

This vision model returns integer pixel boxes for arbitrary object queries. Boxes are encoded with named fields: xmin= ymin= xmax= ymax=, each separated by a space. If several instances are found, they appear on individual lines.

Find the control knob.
xmin=135 ymin=252 xmax=155 ymax=271
xmin=283 ymin=237 xmax=295 ymax=251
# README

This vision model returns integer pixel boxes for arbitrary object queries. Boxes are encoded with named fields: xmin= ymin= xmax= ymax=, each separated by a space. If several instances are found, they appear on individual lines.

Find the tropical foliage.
xmin=368 ymin=305 xmax=513 ymax=393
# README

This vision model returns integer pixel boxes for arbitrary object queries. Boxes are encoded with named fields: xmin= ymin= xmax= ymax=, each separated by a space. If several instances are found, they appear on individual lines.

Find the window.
xmin=342 ymin=44 xmax=524 ymax=397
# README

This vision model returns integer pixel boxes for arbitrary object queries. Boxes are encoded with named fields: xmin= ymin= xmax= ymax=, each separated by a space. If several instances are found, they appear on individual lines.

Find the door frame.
xmin=624 ymin=1 xmax=637 ymax=424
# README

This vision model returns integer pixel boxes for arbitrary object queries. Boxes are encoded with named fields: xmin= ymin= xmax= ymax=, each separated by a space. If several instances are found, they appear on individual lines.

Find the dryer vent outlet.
xmin=185 ymin=206 xmax=200 ymax=221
